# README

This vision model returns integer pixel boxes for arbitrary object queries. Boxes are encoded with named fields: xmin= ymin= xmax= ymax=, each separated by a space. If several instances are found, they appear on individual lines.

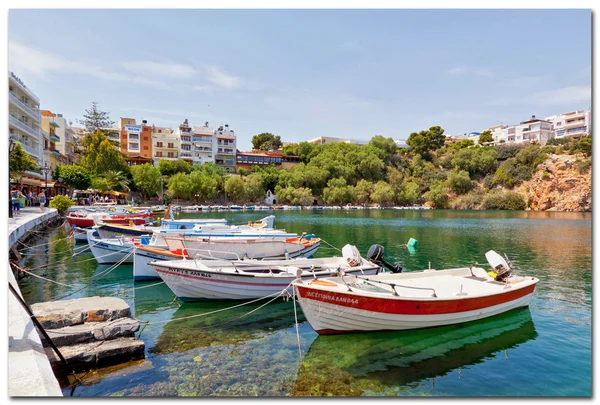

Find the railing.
xmin=10 ymin=136 xmax=41 ymax=158
xmin=9 ymin=115 xmax=40 ymax=139
xmin=8 ymin=92 xmax=40 ymax=122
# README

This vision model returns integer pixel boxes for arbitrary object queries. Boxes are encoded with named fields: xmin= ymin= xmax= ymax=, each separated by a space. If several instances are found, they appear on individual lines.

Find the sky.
xmin=8 ymin=8 xmax=592 ymax=151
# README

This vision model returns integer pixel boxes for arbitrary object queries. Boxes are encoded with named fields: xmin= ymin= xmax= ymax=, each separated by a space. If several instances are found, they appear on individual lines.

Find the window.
xmin=129 ymin=143 xmax=139 ymax=150
xmin=144 ymin=146 xmax=149 ymax=150
xmin=128 ymin=120 xmax=132 ymax=125
xmin=156 ymin=151 xmax=163 ymax=157
xmin=156 ymin=142 xmax=163 ymax=147
xmin=556 ymin=122 xmax=562 ymax=126
xmin=168 ymin=152 xmax=174 ymax=158
xmin=158 ymin=129 xmax=162 ymax=133
xmin=168 ymin=143 xmax=174 ymax=148
xmin=144 ymin=137 xmax=148 ymax=141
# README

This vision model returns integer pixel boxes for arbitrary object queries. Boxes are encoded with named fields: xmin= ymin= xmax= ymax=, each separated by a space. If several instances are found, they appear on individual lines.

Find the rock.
xmin=44 ymin=318 xmax=140 ymax=347
xmin=31 ymin=297 xmax=131 ymax=329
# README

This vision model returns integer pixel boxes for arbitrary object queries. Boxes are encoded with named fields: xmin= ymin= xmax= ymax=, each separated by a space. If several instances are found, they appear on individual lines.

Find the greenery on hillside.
xmin=60 ymin=103 xmax=591 ymax=210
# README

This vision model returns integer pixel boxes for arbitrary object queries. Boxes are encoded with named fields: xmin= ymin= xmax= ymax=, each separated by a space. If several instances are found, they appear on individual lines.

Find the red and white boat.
xmin=293 ymin=246 xmax=538 ymax=335
xmin=66 ymin=211 xmax=152 ymax=227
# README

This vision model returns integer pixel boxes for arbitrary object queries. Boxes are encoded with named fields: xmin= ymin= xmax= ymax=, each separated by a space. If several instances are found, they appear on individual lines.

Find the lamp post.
xmin=8 ymin=139 xmax=15 ymax=218
xmin=42 ymin=162 xmax=50 ymax=199
xmin=58 ymin=177 xmax=63 ymax=196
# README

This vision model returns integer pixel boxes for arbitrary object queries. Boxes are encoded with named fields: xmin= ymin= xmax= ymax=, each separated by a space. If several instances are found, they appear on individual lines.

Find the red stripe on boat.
xmin=295 ymin=283 xmax=536 ymax=315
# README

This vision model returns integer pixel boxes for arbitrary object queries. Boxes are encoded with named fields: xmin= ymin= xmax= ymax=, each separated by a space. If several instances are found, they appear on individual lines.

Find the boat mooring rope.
xmin=319 ymin=238 xmax=342 ymax=253
xmin=292 ymin=283 xmax=303 ymax=362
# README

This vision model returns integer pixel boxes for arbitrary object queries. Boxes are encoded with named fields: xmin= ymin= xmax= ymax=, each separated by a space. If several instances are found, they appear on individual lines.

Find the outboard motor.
xmin=367 ymin=244 xmax=403 ymax=273
xmin=485 ymin=250 xmax=513 ymax=281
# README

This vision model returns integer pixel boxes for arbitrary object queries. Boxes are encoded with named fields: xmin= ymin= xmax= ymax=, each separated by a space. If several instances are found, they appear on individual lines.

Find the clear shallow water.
xmin=17 ymin=210 xmax=592 ymax=396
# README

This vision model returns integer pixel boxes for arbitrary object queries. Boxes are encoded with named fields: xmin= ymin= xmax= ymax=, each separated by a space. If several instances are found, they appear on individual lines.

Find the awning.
xmin=109 ymin=190 xmax=129 ymax=196
xmin=49 ymin=121 xmax=60 ymax=128
xmin=50 ymin=135 xmax=61 ymax=142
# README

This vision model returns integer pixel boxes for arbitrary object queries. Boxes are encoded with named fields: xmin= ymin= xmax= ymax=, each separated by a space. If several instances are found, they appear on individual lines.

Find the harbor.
xmin=9 ymin=208 xmax=592 ymax=396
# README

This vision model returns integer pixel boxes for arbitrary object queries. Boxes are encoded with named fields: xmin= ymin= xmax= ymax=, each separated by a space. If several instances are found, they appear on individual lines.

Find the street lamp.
xmin=42 ymin=162 xmax=50 ymax=198
xmin=8 ymin=139 xmax=15 ymax=218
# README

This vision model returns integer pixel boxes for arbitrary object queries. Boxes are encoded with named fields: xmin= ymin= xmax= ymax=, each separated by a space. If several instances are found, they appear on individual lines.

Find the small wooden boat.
xmin=293 ymin=246 xmax=539 ymax=335
xmin=87 ymin=230 xmax=134 ymax=264
xmin=150 ymin=244 xmax=381 ymax=301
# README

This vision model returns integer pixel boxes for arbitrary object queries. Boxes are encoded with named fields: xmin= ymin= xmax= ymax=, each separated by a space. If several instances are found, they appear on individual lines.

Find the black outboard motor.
xmin=367 ymin=244 xmax=403 ymax=273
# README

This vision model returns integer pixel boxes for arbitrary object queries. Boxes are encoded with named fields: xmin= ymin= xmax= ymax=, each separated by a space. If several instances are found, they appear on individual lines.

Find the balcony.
xmin=9 ymin=115 xmax=40 ymax=139
xmin=9 ymin=72 xmax=41 ymax=104
xmin=564 ymin=119 xmax=586 ymax=128
xmin=9 ymin=92 xmax=40 ymax=122
xmin=180 ymin=152 xmax=193 ymax=158
xmin=215 ymin=132 xmax=235 ymax=140
xmin=49 ymin=134 xmax=61 ymax=142
xmin=10 ymin=136 xmax=41 ymax=159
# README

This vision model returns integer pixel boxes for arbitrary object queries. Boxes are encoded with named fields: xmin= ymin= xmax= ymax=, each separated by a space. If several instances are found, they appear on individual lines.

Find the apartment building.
xmin=307 ymin=136 xmax=369 ymax=145
xmin=548 ymin=110 xmax=591 ymax=140
xmin=41 ymin=111 xmax=77 ymax=166
xmin=8 ymin=71 xmax=47 ymax=190
xmin=41 ymin=110 xmax=64 ymax=171
xmin=152 ymin=125 xmax=179 ymax=166
xmin=517 ymin=115 xmax=554 ymax=144
xmin=119 ymin=118 xmax=153 ymax=165
xmin=236 ymin=151 xmax=300 ymax=172
xmin=214 ymin=124 xmax=236 ymax=173
xmin=191 ymin=123 xmax=214 ymax=166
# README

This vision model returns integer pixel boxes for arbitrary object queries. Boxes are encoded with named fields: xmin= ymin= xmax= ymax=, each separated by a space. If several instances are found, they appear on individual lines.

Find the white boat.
xmin=293 ymin=247 xmax=539 ymax=335
xmin=87 ymin=230 xmax=134 ymax=264
xmin=150 ymin=244 xmax=381 ymax=301
xmin=169 ymin=234 xmax=321 ymax=260
xmin=150 ymin=205 xmax=168 ymax=213
xmin=229 ymin=205 xmax=242 ymax=211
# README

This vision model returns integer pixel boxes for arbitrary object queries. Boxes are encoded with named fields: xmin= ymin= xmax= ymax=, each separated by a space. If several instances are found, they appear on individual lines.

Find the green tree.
xmin=49 ymin=195 xmax=75 ymax=215
xmin=370 ymin=181 xmax=394 ymax=206
xmin=291 ymin=187 xmax=314 ymax=205
xmin=355 ymin=180 xmax=373 ymax=204
xmin=369 ymin=135 xmax=398 ymax=158
xmin=282 ymin=144 xmax=299 ymax=156
xmin=167 ymin=172 xmax=194 ymax=201
xmin=79 ymin=130 xmax=128 ymax=175
xmin=158 ymin=159 xmax=192 ymax=177
xmin=322 ymin=177 xmax=355 ymax=205
xmin=90 ymin=177 xmax=109 ymax=192
xmin=131 ymin=164 xmax=162 ymax=199
xmin=251 ymin=165 xmax=280 ymax=192
xmin=244 ymin=173 xmax=265 ymax=202
xmin=189 ymin=171 xmax=219 ymax=202
xmin=479 ymin=130 xmax=494 ymax=144
xmin=224 ymin=176 xmax=246 ymax=203
xmin=406 ymin=126 xmax=446 ymax=155
xmin=9 ymin=142 xmax=38 ymax=189
xmin=56 ymin=165 xmax=91 ymax=190
xmin=446 ymin=170 xmax=475 ymax=195
xmin=423 ymin=179 xmax=449 ymax=209
xmin=251 ymin=133 xmax=282 ymax=151
xmin=77 ymin=102 xmax=115 ymax=134
xmin=103 ymin=170 xmax=130 ymax=192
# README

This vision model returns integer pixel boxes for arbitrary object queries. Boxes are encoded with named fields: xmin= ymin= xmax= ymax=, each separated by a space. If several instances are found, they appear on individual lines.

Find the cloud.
xmin=487 ymin=85 xmax=591 ymax=107
xmin=446 ymin=66 xmax=494 ymax=78
xmin=122 ymin=61 xmax=198 ymax=78
xmin=206 ymin=66 xmax=240 ymax=89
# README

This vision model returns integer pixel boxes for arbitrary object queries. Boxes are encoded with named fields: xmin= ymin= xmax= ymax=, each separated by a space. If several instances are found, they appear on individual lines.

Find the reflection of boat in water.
xmin=291 ymin=308 xmax=537 ymax=396
xmin=132 ymin=281 xmax=179 ymax=317
xmin=150 ymin=298 xmax=300 ymax=355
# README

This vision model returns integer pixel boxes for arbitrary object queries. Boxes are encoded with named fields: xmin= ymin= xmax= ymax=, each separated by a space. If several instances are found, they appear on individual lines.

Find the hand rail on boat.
xmin=353 ymin=275 xmax=438 ymax=297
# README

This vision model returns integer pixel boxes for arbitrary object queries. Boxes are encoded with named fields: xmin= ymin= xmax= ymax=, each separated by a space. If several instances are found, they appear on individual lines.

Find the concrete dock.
xmin=8 ymin=207 xmax=63 ymax=396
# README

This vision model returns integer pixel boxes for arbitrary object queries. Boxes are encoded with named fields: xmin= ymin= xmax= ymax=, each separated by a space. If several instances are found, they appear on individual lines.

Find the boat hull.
xmin=153 ymin=264 xmax=379 ymax=301
xmin=294 ymin=269 xmax=538 ymax=335
xmin=88 ymin=235 xmax=134 ymax=264
xmin=133 ymin=246 xmax=184 ymax=281
xmin=179 ymin=238 xmax=320 ymax=260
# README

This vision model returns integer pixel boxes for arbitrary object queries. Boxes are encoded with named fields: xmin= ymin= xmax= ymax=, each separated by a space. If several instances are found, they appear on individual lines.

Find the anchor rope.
xmin=292 ymin=282 xmax=303 ymax=362
xmin=319 ymin=238 xmax=342 ymax=252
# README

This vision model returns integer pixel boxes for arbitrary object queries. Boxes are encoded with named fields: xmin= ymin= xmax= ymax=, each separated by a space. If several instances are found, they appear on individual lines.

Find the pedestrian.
xmin=27 ymin=190 xmax=33 ymax=207
xmin=39 ymin=191 xmax=47 ymax=212
xmin=104 ymin=195 xmax=109 ymax=202
xmin=11 ymin=188 xmax=21 ymax=216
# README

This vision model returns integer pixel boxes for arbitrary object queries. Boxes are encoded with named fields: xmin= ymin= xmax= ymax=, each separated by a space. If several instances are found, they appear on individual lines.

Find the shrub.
xmin=452 ymin=188 xmax=485 ymax=209
xmin=495 ymin=143 xmax=526 ymax=160
xmin=446 ymin=170 xmax=475 ymax=195
xmin=423 ymin=179 xmax=449 ymax=209
xmin=49 ymin=195 xmax=75 ymax=215
xmin=481 ymin=191 xmax=526 ymax=210
xmin=575 ymin=158 xmax=592 ymax=174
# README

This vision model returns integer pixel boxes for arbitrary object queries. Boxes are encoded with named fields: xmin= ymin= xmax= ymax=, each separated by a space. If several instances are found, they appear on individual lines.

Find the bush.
xmin=49 ymin=195 xmax=75 ymax=215
xmin=481 ymin=191 xmax=526 ymax=210
xmin=494 ymin=143 xmax=527 ymax=160
xmin=423 ymin=179 xmax=449 ymax=209
xmin=575 ymin=158 xmax=592 ymax=174
xmin=452 ymin=188 xmax=485 ymax=209
xmin=446 ymin=170 xmax=475 ymax=195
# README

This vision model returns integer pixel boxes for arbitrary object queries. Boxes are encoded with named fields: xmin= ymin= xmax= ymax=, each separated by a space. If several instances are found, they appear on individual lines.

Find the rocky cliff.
xmin=524 ymin=154 xmax=591 ymax=211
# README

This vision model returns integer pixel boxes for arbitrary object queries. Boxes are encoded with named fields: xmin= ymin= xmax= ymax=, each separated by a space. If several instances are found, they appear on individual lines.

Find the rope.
xmin=138 ymin=283 xmax=295 ymax=327
xmin=16 ymin=232 xmax=75 ymax=249
xmin=320 ymin=238 xmax=342 ymax=252
xmin=23 ymin=242 xmax=132 ymax=271
xmin=10 ymin=263 xmax=73 ymax=287
xmin=292 ymin=282 xmax=303 ymax=362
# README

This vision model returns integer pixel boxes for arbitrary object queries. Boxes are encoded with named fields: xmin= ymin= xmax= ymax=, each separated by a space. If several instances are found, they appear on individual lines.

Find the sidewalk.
xmin=8 ymin=206 xmax=63 ymax=396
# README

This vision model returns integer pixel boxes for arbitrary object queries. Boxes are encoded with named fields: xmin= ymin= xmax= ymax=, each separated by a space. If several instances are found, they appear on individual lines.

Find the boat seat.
xmin=309 ymin=280 xmax=337 ymax=287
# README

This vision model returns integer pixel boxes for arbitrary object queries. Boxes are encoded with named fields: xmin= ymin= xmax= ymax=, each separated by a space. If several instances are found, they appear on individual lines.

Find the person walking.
xmin=27 ymin=190 xmax=33 ymax=207
xmin=39 ymin=191 xmax=47 ymax=212
xmin=11 ymin=188 xmax=21 ymax=216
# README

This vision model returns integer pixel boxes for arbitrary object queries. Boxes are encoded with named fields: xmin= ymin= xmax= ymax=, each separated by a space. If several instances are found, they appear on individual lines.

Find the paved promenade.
xmin=8 ymin=207 xmax=63 ymax=396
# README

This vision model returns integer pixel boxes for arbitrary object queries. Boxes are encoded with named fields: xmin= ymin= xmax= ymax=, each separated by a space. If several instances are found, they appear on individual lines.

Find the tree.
xmin=282 ymin=144 xmax=299 ymax=157
xmin=251 ymin=133 xmax=282 ymax=151
xmin=479 ymin=130 xmax=494 ymax=144
xmin=158 ymin=159 xmax=192 ymax=177
xmin=167 ymin=172 xmax=194 ymax=200
xmin=90 ymin=177 xmax=109 ymax=192
xmin=77 ymin=102 xmax=115 ymax=134
xmin=244 ymin=174 xmax=265 ymax=202
xmin=370 ymin=181 xmax=394 ymax=206
xmin=131 ymin=164 xmax=162 ymax=199
xmin=369 ymin=135 xmax=399 ymax=157
xmin=9 ymin=142 xmax=38 ymax=189
xmin=224 ymin=176 xmax=246 ymax=203
xmin=103 ymin=170 xmax=130 ymax=192
xmin=322 ymin=177 xmax=355 ymax=205
xmin=354 ymin=180 xmax=373 ymax=204
xmin=291 ymin=187 xmax=314 ymax=205
xmin=423 ymin=179 xmax=449 ymax=209
xmin=49 ymin=195 xmax=75 ymax=215
xmin=56 ymin=165 xmax=91 ymax=190
xmin=406 ymin=126 xmax=446 ymax=155
xmin=446 ymin=170 xmax=475 ymax=195
xmin=79 ymin=130 xmax=128 ymax=175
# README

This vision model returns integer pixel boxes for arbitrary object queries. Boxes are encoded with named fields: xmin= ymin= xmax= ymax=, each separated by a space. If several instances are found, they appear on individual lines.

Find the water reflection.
xmin=291 ymin=308 xmax=537 ymax=396
xmin=150 ymin=298 xmax=303 ymax=355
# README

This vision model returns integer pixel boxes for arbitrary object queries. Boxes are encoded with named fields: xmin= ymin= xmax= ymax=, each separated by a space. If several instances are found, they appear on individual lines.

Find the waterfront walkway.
xmin=8 ymin=207 xmax=63 ymax=396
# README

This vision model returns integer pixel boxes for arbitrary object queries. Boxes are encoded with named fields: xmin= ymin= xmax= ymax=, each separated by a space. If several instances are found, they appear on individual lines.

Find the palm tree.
xmin=103 ymin=170 xmax=130 ymax=192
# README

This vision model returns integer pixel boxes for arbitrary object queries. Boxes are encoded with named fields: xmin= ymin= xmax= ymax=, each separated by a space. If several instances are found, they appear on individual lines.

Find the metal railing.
xmin=9 ymin=115 xmax=40 ymax=139
xmin=8 ymin=92 xmax=40 ymax=122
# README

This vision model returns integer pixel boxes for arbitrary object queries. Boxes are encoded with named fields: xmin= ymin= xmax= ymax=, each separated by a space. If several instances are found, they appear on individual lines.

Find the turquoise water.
xmin=17 ymin=209 xmax=592 ymax=396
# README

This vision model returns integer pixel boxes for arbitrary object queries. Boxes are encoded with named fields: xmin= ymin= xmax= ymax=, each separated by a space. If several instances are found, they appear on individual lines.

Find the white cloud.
xmin=487 ymin=85 xmax=591 ymax=107
xmin=206 ymin=66 xmax=240 ymax=89
xmin=122 ymin=61 xmax=197 ymax=78
xmin=446 ymin=66 xmax=494 ymax=78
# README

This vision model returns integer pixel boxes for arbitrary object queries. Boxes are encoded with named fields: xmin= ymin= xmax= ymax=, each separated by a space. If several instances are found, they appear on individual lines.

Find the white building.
xmin=8 ymin=71 xmax=46 ymax=190
xmin=547 ymin=109 xmax=591 ymax=140
xmin=516 ymin=115 xmax=554 ymax=144
xmin=192 ymin=123 xmax=214 ymax=166
xmin=214 ymin=124 xmax=237 ymax=173
xmin=152 ymin=125 xmax=179 ymax=166
xmin=394 ymin=139 xmax=410 ymax=149
xmin=50 ymin=113 xmax=77 ymax=165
